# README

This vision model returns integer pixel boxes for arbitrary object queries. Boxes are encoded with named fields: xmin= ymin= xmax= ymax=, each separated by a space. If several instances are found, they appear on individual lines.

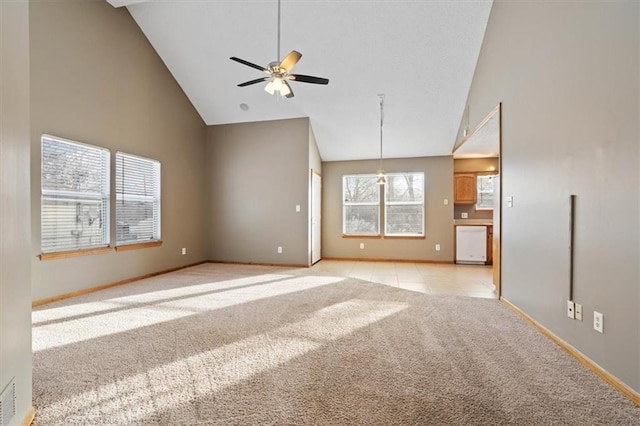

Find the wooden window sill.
xmin=383 ymin=235 xmax=426 ymax=240
xmin=115 ymin=240 xmax=163 ymax=251
xmin=40 ymin=246 xmax=112 ymax=260
xmin=342 ymin=235 xmax=382 ymax=239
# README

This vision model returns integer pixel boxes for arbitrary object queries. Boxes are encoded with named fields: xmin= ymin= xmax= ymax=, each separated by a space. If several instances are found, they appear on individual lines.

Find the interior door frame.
xmin=310 ymin=169 xmax=322 ymax=265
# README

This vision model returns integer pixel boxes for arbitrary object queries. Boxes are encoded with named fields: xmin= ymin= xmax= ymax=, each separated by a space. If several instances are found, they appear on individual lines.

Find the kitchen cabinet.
xmin=454 ymin=173 xmax=476 ymax=204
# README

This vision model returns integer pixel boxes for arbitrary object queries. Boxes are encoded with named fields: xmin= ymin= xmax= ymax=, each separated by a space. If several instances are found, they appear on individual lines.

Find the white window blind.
xmin=115 ymin=152 xmax=161 ymax=245
xmin=343 ymin=175 xmax=380 ymax=235
xmin=385 ymin=172 xmax=424 ymax=236
xmin=41 ymin=135 xmax=110 ymax=254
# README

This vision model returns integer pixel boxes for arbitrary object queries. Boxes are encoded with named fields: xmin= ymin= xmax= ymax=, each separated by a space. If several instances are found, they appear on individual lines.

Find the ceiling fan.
xmin=229 ymin=0 xmax=329 ymax=98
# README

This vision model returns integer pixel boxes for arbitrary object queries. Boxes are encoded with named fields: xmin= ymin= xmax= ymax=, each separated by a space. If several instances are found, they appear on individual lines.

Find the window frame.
xmin=384 ymin=172 xmax=425 ymax=237
xmin=342 ymin=174 xmax=381 ymax=236
xmin=475 ymin=173 xmax=496 ymax=211
xmin=115 ymin=151 xmax=162 ymax=248
xmin=40 ymin=134 xmax=111 ymax=257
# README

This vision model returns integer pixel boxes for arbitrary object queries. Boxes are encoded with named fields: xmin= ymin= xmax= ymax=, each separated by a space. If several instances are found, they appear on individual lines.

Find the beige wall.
xmin=322 ymin=156 xmax=454 ymax=261
xmin=206 ymin=118 xmax=312 ymax=266
xmin=30 ymin=0 xmax=208 ymax=300
xmin=0 ymin=0 xmax=33 ymax=422
xmin=465 ymin=1 xmax=639 ymax=391
xmin=453 ymin=158 xmax=498 ymax=220
xmin=454 ymin=157 xmax=498 ymax=174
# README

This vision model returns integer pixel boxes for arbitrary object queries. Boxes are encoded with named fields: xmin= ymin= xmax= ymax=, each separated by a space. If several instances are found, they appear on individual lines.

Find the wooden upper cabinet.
xmin=454 ymin=173 xmax=476 ymax=204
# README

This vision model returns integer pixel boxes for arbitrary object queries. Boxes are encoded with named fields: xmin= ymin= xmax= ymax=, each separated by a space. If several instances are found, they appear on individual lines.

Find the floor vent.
xmin=0 ymin=378 xmax=16 ymax=426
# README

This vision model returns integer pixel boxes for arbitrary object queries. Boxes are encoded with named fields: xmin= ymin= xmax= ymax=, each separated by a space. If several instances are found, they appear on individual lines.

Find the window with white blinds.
xmin=115 ymin=152 xmax=161 ymax=245
xmin=41 ymin=135 xmax=110 ymax=254
xmin=384 ymin=172 xmax=424 ymax=236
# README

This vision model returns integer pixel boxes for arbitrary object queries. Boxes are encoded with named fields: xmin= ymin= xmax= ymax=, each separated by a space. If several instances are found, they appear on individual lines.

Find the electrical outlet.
xmin=575 ymin=303 xmax=583 ymax=321
xmin=593 ymin=311 xmax=603 ymax=333
xmin=435 ymin=244 xmax=441 ymax=251
xmin=359 ymin=243 xmax=365 ymax=250
xmin=567 ymin=300 xmax=575 ymax=319
xmin=461 ymin=212 xmax=468 ymax=219
xmin=277 ymin=246 xmax=283 ymax=254
xmin=295 ymin=204 xmax=300 ymax=212
xmin=181 ymin=247 xmax=186 ymax=255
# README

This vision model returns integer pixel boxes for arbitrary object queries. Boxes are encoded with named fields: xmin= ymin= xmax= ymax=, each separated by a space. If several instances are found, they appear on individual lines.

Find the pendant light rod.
xmin=276 ymin=0 xmax=281 ymax=61
xmin=377 ymin=94 xmax=386 ymax=185
xmin=379 ymin=94 xmax=385 ymax=172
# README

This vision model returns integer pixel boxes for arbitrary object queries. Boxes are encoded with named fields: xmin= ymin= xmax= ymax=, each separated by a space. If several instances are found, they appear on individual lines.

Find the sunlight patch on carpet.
xmin=39 ymin=299 xmax=408 ymax=424
xmin=33 ymin=275 xmax=345 ymax=351
xmin=33 ymin=274 xmax=294 ymax=325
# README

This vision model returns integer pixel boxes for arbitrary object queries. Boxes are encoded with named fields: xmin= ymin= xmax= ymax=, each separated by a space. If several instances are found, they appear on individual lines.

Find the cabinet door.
xmin=454 ymin=173 xmax=476 ymax=204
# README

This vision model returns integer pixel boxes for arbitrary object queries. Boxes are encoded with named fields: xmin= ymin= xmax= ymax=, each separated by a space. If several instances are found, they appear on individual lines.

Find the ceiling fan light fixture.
xmin=273 ymin=77 xmax=283 ymax=91
xmin=264 ymin=80 xmax=276 ymax=94
xmin=279 ymin=82 xmax=291 ymax=97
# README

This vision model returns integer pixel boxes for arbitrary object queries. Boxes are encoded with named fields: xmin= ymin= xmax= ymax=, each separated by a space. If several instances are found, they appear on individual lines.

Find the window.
xmin=476 ymin=174 xmax=496 ymax=210
xmin=41 ymin=135 xmax=110 ymax=254
xmin=115 ymin=152 xmax=161 ymax=245
xmin=385 ymin=172 xmax=424 ymax=236
xmin=343 ymin=174 xmax=380 ymax=235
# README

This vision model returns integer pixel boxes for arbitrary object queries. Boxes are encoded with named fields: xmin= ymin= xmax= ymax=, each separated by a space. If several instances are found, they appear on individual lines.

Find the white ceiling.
xmin=108 ymin=0 xmax=493 ymax=162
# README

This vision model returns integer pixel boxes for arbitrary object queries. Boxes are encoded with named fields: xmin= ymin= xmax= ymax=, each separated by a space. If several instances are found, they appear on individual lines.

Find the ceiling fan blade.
xmin=230 ymin=57 xmax=269 ymax=73
xmin=279 ymin=50 xmax=302 ymax=72
xmin=281 ymin=80 xmax=294 ymax=98
xmin=289 ymin=74 xmax=329 ymax=85
xmin=237 ymin=77 xmax=269 ymax=87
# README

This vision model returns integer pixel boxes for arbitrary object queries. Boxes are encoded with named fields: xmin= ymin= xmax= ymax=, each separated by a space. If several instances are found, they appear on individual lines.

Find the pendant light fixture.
xmin=377 ymin=94 xmax=386 ymax=185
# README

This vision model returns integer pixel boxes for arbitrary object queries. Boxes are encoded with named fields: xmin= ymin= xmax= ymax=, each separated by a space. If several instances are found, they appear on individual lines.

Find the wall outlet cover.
xmin=575 ymin=303 xmax=583 ymax=321
xmin=594 ymin=311 xmax=603 ymax=333
xmin=461 ymin=212 xmax=468 ymax=219
xmin=566 ymin=300 xmax=575 ymax=319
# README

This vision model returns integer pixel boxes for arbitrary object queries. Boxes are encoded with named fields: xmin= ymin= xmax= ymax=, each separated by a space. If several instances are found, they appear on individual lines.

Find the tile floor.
xmin=308 ymin=259 xmax=497 ymax=299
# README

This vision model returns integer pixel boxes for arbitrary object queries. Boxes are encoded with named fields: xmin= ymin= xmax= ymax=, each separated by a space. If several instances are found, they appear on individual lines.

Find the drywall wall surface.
xmin=206 ymin=118 xmax=311 ymax=266
xmin=30 ymin=0 xmax=208 ymax=301
xmin=322 ymin=156 xmax=454 ymax=261
xmin=466 ymin=1 xmax=639 ymax=391
xmin=309 ymin=124 xmax=322 ymax=174
xmin=454 ymin=157 xmax=498 ymax=174
xmin=0 ymin=0 xmax=33 ymax=422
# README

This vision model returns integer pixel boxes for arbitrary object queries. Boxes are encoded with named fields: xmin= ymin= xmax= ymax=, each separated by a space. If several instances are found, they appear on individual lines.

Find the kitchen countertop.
xmin=453 ymin=219 xmax=493 ymax=226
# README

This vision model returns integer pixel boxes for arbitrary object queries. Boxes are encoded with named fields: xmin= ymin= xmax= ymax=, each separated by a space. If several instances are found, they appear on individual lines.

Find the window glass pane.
xmin=385 ymin=172 xmax=424 ymax=236
xmin=344 ymin=205 xmax=379 ymax=235
xmin=386 ymin=205 xmax=423 ymax=235
xmin=116 ymin=152 xmax=161 ymax=245
xmin=343 ymin=175 xmax=378 ymax=203
xmin=41 ymin=135 xmax=110 ymax=254
xmin=386 ymin=173 xmax=424 ymax=202
xmin=476 ymin=175 xmax=495 ymax=210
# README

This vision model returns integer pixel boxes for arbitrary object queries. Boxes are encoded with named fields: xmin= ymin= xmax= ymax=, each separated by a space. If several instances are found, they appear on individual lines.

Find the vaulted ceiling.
xmin=107 ymin=0 xmax=493 ymax=162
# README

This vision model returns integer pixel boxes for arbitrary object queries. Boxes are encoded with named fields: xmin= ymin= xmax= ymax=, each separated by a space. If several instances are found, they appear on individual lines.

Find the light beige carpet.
xmin=32 ymin=263 xmax=638 ymax=425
